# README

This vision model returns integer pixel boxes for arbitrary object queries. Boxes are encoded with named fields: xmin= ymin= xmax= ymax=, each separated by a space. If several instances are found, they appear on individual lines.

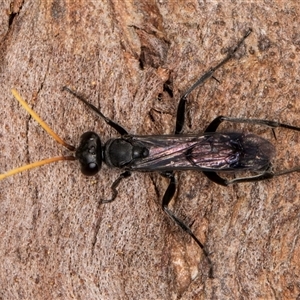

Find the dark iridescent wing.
xmin=127 ymin=133 xmax=275 ymax=172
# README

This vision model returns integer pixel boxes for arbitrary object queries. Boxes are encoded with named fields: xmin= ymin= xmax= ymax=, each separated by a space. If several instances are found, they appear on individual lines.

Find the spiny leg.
xmin=203 ymin=116 xmax=300 ymax=185
xmin=175 ymin=28 xmax=252 ymax=134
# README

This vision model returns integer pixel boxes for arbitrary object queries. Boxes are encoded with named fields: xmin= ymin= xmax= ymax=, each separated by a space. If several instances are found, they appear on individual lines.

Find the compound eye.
xmin=81 ymin=162 xmax=100 ymax=176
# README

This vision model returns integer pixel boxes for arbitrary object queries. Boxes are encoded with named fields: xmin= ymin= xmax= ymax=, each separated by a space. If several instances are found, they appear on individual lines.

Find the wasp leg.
xmin=63 ymin=86 xmax=128 ymax=135
xmin=161 ymin=171 xmax=213 ymax=277
xmin=205 ymin=116 xmax=300 ymax=133
xmin=225 ymin=166 xmax=300 ymax=185
xmin=204 ymin=169 xmax=273 ymax=186
xmin=175 ymin=29 xmax=252 ymax=134
xmin=101 ymin=171 xmax=131 ymax=203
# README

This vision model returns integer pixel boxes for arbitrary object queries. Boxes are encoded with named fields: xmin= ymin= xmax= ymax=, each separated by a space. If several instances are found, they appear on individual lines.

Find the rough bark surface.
xmin=1 ymin=1 xmax=300 ymax=299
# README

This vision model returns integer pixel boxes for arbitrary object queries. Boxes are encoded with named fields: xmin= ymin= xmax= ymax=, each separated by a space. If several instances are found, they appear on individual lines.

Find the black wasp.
xmin=2 ymin=29 xmax=300 ymax=277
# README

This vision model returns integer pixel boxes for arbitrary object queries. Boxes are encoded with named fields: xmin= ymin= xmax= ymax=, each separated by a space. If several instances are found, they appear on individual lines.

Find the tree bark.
xmin=1 ymin=1 xmax=300 ymax=299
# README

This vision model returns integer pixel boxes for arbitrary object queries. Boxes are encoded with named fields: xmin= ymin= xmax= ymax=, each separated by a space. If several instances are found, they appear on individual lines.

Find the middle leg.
xmin=160 ymin=171 xmax=213 ymax=277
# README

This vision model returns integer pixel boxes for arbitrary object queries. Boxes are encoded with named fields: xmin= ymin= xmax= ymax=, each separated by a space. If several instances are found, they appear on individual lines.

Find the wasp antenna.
xmin=11 ymin=89 xmax=75 ymax=151
xmin=0 ymin=90 xmax=77 ymax=180
xmin=0 ymin=156 xmax=76 ymax=180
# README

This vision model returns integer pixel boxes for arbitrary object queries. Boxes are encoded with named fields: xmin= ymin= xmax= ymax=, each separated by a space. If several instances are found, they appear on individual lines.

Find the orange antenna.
xmin=0 ymin=89 xmax=76 ymax=180
xmin=11 ymin=89 xmax=75 ymax=151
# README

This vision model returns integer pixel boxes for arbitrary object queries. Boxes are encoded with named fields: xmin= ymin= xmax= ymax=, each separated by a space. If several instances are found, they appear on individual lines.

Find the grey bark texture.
xmin=1 ymin=1 xmax=300 ymax=299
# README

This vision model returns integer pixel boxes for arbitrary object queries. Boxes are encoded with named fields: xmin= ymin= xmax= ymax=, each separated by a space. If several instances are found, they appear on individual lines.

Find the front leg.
xmin=101 ymin=171 xmax=132 ymax=203
xmin=63 ymin=86 xmax=129 ymax=135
